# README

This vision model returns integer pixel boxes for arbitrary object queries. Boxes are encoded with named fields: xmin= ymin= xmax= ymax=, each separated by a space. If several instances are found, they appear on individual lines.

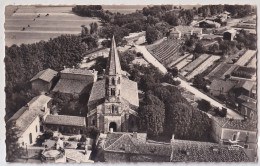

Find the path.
xmin=134 ymin=45 xmax=167 ymax=74
xmin=176 ymin=77 xmax=243 ymax=119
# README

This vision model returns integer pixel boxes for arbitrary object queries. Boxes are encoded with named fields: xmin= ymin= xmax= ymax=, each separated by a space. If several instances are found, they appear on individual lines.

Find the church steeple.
xmin=105 ymin=35 xmax=121 ymax=76
xmin=105 ymin=36 xmax=122 ymax=103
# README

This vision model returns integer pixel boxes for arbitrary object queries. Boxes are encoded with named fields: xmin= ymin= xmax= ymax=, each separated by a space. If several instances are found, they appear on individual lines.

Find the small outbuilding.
xmin=223 ymin=29 xmax=237 ymax=41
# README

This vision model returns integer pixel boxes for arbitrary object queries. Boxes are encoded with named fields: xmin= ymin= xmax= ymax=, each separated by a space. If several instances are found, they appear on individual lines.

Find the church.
xmin=87 ymin=36 xmax=139 ymax=133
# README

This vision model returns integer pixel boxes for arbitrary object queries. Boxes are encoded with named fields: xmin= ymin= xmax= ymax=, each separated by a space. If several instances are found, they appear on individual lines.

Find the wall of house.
xmin=220 ymin=128 xmax=257 ymax=151
xmin=210 ymin=119 xmax=223 ymax=143
xmin=31 ymin=79 xmax=51 ymax=94
xmin=240 ymin=106 xmax=256 ymax=120
xmin=19 ymin=116 xmax=40 ymax=147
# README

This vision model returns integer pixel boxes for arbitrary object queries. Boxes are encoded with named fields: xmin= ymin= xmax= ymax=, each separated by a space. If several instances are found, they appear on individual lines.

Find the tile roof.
xmin=213 ymin=117 xmax=257 ymax=131
xmin=44 ymin=115 xmax=86 ymax=127
xmin=52 ymin=79 xmax=90 ymax=94
xmin=242 ymin=102 xmax=257 ymax=112
xmin=210 ymin=79 xmax=237 ymax=93
xmin=241 ymin=81 xmax=255 ymax=91
xmin=88 ymin=79 xmax=106 ymax=106
xmin=121 ymin=77 xmax=139 ymax=107
xmin=104 ymin=132 xmax=171 ymax=157
xmin=171 ymin=139 xmax=249 ymax=162
xmin=238 ymin=95 xmax=257 ymax=103
xmin=30 ymin=68 xmax=58 ymax=82
xmin=61 ymin=68 xmax=97 ymax=76
xmin=8 ymin=95 xmax=52 ymax=136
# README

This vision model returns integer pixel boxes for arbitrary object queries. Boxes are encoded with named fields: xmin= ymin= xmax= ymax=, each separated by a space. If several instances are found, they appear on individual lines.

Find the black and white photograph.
xmin=2 ymin=1 xmax=258 ymax=163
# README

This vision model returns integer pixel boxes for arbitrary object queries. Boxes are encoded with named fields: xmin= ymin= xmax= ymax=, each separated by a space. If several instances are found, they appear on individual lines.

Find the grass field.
xmin=5 ymin=6 xmax=101 ymax=46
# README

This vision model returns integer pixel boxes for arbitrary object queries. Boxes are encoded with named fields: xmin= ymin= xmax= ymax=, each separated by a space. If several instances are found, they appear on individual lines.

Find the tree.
xmin=193 ymin=74 xmax=207 ymax=90
xmin=146 ymin=26 xmax=159 ymax=44
xmin=6 ymin=121 xmax=25 ymax=162
xmin=81 ymin=25 xmax=89 ymax=37
xmin=90 ymin=22 xmax=98 ymax=34
xmin=139 ymin=94 xmax=165 ymax=136
xmin=209 ymin=43 xmax=219 ymax=54
xmin=197 ymin=99 xmax=212 ymax=112
xmin=194 ymin=42 xmax=206 ymax=54
xmin=224 ymin=74 xmax=231 ymax=80
xmin=164 ymin=11 xmax=179 ymax=26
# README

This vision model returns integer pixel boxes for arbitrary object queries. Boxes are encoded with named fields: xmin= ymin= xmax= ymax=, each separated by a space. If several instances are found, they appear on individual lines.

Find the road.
xmin=176 ymin=77 xmax=243 ymax=119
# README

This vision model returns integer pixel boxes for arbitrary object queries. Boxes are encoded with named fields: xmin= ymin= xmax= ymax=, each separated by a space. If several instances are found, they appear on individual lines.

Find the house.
xmin=170 ymin=138 xmax=250 ymax=162
xmin=52 ymin=67 xmax=98 ymax=97
xmin=175 ymin=25 xmax=194 ymax=38
xmin=7 ymin=95 xmax=52 ymax=147
xmin=169 ymin=28 xmax=181 ymax=39
xmin=30 ymin=68 xmax=58 ymax=94
xmin=223 ymin=29 xmax=237 ymax=41
xmin=192 ymin=28 xmax=203 ymax=38
xmin=233 ymin=80 xmax=256 ymax=98
xmin=103 ymin=132 xmax=172 ymax=162
xmin=237 ymin=95 xmax=257 ymax=120
xmin=87 ymin=36 xmax=139 ymax=133
xmin=199 ymin=20 xmax=221 ymax=28
xmin=209 ymin=79 xmax=237 ymax=96
xmin=211 ymin=117 xmax=257 ymax=160
xmin=43 ymin=115 xmax=86 ymax=135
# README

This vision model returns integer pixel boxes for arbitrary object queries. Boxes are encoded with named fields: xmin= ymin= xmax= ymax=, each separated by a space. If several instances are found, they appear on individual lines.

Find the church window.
xmin=111 ymin=88 xmax=115 ymax=96
xmin=118 ymin=77 xmax=120 ymax=84
xmin=92 ymin=119 xmax=96 ymax=126
xmin=118 ymin=90 xmax=120 ymax=95
xmin=112 ymin=78 xmax=115 ymax=85
xmin=112 ymin=105 xmax=115 ymax=113
xmin=106 ymin=78 xmax=109 ymax=84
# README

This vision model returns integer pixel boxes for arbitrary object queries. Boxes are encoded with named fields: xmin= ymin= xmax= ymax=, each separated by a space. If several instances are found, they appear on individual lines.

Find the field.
xmin=146 ymin=39 xmax=182 ymax=65
xmin=235 ymin=50 xmax=257 ymax=66
xmin=5 ymin=6 xmax=101 ymax=46
xmin=102 ymin=5 xmax=146 ymax=14
xmin=181 ymin=54 xmax=210 ymax=73
xmin=174 ymin=54 xmax=193 ymax=70
xmin=206 ymin=63 xmax=233 ymax=81
xmin=186 ymin=55 xmax=220 ymax=80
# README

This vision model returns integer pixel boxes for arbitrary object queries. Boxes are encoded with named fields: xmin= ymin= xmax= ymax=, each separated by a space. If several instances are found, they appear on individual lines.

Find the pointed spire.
xmin=105 ymin=36 xmax=121 ymax=75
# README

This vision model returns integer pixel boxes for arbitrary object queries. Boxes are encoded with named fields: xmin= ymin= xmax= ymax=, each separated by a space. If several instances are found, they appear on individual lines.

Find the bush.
xmin=197 ymin=99 xmax=212 ymax=112
xmin=80 ymin=134 xmax=87 ymax=142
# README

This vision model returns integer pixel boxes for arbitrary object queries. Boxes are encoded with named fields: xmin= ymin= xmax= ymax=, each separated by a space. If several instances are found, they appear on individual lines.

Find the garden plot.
xmin=181 ymin=54 xmax=210 ymax=73
xmin=168 ymin=53 xmax=190 ymax=68
xmin=186 ymin=55 xmax=220 ymax=80
xmin=175 ymin=54 xmax=193 ymax=70
xmin=246 ymin=56 xmax=256 ymax=68
xmin=235 ymin=50 xmax=256 ymax=66
xmin=206 ymin=63 xmax=233 ymax=81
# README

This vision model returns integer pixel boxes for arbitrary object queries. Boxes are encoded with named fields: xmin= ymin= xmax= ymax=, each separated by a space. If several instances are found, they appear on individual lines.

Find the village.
xmin=5 ymin=4 xmax=257 ymax=163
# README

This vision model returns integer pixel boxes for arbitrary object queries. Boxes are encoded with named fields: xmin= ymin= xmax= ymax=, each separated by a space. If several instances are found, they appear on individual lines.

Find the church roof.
xmin=88 ymin=77 xmax=139 ymax=108
xmin=105 ymin=36 xmax=122 ymax=76
xmin=44 ymin=115 xmax=86 ymax=127
xmin=61 ymin=68 xmax=97 ymax=76
xmin=30 ymin=68 xmax=58 ymax=82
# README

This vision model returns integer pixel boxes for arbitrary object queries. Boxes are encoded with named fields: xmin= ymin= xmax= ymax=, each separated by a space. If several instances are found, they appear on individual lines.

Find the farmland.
xmin=174 ymin=54 xmax=193 ymax=70
xmin=247 ymin=56 xmax=256 ymax=68
xmin=5 ymin=6 xmax=100 ymax=46
xmin=181 ymin=54 xmax=210 ymax=73
xmin=235 ymin=50 xmax=257 ymax=66
xmin=186 ymin=55 xmax=220 ymax=80
xmin=146 ymin=39 xmax=182 ymax=66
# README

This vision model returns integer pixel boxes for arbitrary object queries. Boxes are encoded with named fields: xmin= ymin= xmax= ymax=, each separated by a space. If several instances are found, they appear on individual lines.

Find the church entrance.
xmin=109 ymin=122 xmax=117 ymax=132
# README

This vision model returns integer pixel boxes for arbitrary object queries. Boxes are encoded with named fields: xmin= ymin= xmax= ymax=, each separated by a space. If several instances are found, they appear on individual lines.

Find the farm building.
xmin=233 ymin=80 xmax=256 ymax=98
xmin=211 ymin=117 xmax=257 ymax=160
xmin=223 ymin=29 xmax=237 ymax=41
xmin=169 ymin=28 xmax=181 ymax=39
xmin=52 ymin=67 xmax=98 ymax=96
xmin=199 ymin=20 xmax=221 ymax=28
xmin=175 ymin=25 xmax=194 ymax=38
xmin=7 ymin=95 xmax=52 ymax=147
xmin=103 ymin=132 xmax=172 ymax=162
xmin=43 ymin=115 xmax=86 ymax=134
xmin=30 ymin=68 xmax=58 ymax=94
xmin=209 ymin=79 xmax=237 ymax=96
xmin=171 ymin=138 xmax=250 ymax=162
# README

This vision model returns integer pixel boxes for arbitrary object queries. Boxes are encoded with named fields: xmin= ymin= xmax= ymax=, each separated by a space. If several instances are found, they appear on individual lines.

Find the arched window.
xmin=92 ymin=119 xmax=95 ymax=126
xmin=112 ymin=105 xmax=115 ymax=113
xmin=118 ymin=77 xmax=120 ymax=84
xmin=112 ymin=78 xmax=115 ymax=85
xmin=111 ymin=88 xmax=115 ymax=96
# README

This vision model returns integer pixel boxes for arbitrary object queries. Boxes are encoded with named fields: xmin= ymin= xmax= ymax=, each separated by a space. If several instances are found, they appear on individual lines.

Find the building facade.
xmin=87 ymin=36 xmax=139 ymax=133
